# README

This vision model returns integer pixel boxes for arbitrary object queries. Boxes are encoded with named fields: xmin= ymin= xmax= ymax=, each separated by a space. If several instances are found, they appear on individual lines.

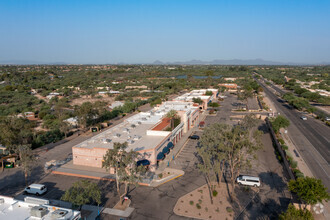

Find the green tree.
xmin=166 ymin=110 xmax=177 ymax=130
xmin=59 ymin=121 xmax=70 ymax=138
xmin=208 ymin=102 xmax=219 ymax=108
xmin=288 ymin=177 xmax=329 ymax=209
xmin=198 ymin=124 xmax=229 ymax=204
xmin=205 ymin=91 xmax=213 ymax=96
xmin=271 ymin=115 xmax=290 ymax=134
xmin=102 ymin=142 xmax=144 ymax=203
xmin=75 ymin=102 xmax=97 ymax=129
xmin=17 ymin=145 xmax=35 ymax=186
xmin=279 ymin=204 xmax=313 ymax=220
xmin=0 ymin=117 xmax=33 ymax=151
xmin=61 ymin=180 xmax=101 ymax=209
xmin=225 ymin=115 xmax=262 ymax=191
xmin=192 ymin=97 xmax=203 ymax=105
xmin=239 ymin=86 xmax=254 ymax=110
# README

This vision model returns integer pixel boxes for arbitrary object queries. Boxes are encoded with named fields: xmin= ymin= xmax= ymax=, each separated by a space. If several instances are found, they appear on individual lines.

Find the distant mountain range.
xmin=151 ymin=59 xmax=330 ymax=66
xmin=0 ymin=59 xmax=329 ymax=65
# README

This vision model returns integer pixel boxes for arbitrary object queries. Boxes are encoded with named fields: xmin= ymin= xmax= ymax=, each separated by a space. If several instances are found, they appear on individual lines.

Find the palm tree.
xmin=166 ymin=110 xmax=177 ymax=130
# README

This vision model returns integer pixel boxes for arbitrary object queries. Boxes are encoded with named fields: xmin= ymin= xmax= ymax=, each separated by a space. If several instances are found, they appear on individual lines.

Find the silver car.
xmin=300 ymin=116 xmax=307 ymax=120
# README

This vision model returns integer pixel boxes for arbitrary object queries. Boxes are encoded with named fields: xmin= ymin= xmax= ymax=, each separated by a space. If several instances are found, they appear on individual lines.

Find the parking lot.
xmin=2 ymin=92 xmax=293 ymax=219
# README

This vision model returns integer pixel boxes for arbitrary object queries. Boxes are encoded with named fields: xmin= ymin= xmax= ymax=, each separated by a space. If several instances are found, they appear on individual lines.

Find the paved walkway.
xmin=280 ymin=129 xmax=314 ymax=178
xmin=102 ymin=207 xmax=135 ymax=217
xmin=156 ymin=111 xmax=207 ymax=173
xmin=52 ymin=161 xmax=116 ymax=181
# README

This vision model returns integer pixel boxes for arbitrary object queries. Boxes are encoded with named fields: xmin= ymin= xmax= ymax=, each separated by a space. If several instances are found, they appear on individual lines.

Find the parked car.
xmin=300 ymin=115 xmax=307 ymax=120
xmin=189 ymin=135 xmax=200 ymax=140
xmin=24 ymin=184 xmax=47 ymax=196
xmin=325 ymin=117 xmax=330 ymax=121
xmin=236 ymin=175 xmax=260 ymax=187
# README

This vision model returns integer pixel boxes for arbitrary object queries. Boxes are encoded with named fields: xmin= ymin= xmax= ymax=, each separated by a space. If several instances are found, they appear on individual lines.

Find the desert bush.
xmin=281 ymin=145 xmax=289 ymax=150
xmin=212 ymin=190 xmax=218 ymax=197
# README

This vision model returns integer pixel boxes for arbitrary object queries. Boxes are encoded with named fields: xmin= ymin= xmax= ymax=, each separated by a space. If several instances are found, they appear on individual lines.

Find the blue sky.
xmin=0 ymin=0 xmax=329 ymax=64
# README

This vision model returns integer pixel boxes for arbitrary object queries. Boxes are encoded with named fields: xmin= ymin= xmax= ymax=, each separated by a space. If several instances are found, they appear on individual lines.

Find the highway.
xmin=256 ymin=78 xmax=330 ymax=190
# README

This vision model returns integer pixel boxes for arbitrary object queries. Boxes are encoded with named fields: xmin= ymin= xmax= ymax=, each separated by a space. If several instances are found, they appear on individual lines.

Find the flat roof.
xmin=73 ymin=100 xmax=198 ymax=152
xmin=173 ymin=89 xmax=217 ymax=102
xmin=0 ymin=195 xmax=80 ymax=220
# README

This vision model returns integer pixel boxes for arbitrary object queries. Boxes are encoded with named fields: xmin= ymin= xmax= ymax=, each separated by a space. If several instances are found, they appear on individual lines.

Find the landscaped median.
xmin=150 ymin=168 xmax=184 ymax=187
xmin=173 ymin=182 xmax=258 ymax=220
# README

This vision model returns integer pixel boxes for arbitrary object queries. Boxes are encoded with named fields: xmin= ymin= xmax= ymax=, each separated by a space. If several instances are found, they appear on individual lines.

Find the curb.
xmin=52 ymin=170 xmax=151 ymax=186
xmin=153 ymin=173 xmax=184 ymax=187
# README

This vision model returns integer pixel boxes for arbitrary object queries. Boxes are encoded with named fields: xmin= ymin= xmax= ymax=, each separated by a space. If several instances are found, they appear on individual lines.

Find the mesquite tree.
xmin=102 ymin=142 xmax=145 ymax=203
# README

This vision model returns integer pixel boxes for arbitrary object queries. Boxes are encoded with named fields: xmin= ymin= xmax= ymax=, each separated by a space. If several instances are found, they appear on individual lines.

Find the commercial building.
xmin=173 ymin=89 xmax=218 ymax=110
xmin=218 ymin=83 xmax=238 ymax=90
xmin=72 ymin=89 xmax=217 ymax=172
xmin=0 ymin=195 xmax=81 ymax=220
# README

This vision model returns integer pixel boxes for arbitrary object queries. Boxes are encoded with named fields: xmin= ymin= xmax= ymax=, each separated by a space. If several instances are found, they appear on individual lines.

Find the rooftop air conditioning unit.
xmin=30 ymin=206 xmax=48 ymax=218
xmin=50 ymin=209 xmax=69 ymax=219
xmin=102 ymin=139 xmax=111 ymax=143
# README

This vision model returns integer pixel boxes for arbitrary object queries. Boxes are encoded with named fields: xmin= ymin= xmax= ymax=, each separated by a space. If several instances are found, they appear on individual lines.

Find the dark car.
xmin=189 ymin=135 xmax=200 ymax=140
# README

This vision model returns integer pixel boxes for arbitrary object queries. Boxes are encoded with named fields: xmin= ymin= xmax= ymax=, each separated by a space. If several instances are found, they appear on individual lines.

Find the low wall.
xmin=265 ymin=118 xmax=295 ymax=180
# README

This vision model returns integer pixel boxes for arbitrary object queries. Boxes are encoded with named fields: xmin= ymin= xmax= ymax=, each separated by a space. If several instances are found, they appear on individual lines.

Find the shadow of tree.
xmin=259 ymin=171 xmax=287 ymax=193
xmin=0 ymin=164 xmax=45 ymax=196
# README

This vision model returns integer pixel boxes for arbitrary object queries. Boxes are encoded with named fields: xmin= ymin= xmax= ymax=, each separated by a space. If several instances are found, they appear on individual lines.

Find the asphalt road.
xmin=257 ymin=79 xmax=330 ymax=190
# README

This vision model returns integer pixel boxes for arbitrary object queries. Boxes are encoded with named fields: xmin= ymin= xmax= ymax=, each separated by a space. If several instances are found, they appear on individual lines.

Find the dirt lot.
xmin=70 ymin=95 xmax=115 ymax=106
xmin=174 ymin=182 xmax=257 ymax=220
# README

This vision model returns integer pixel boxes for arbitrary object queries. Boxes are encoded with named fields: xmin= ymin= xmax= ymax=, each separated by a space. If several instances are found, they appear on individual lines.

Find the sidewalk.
xmin=156 ymin=111 xmax=207 ymax=173
xmin=280 ymin=129 xmax=314 ymax=178
xmin=52 ymin=160 xmax=116 ymax=181
xmin=149 ymin=168 xmax=184 ymax=187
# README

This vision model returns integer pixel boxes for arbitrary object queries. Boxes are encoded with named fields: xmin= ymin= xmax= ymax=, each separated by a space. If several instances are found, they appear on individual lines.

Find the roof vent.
xmin=133 ymin=135 xmax=141 ymax=140
xmin=51 ymin=209 xmax=69 ymax=219
xmin=30 ymin=206 xmax=48 ymax=218
xmin=102 ymin=139 xmax=111 ymax=143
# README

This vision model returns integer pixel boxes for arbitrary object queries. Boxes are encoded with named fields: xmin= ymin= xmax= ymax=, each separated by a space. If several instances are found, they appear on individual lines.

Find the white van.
xmin=236 ymin=175 xmax=260 ymax=187
xmin=24 ymin=184 xmax=47 ymax=196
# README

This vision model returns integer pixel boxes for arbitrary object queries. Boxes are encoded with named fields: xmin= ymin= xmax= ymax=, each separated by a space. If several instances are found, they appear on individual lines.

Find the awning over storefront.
xmin=157 ymin=152 xmax=165 ymax=161
xmin=162 ymin=146 xmax=170 ymax=155
xmin=167 ymin=142 xmax=174 ymax=150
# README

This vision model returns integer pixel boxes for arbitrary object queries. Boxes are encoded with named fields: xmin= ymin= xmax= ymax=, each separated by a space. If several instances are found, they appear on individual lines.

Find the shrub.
xmin=226 ymin=207 xmax=233 ymax=213
xmin=198 ymin=199 xmax=202 ymax=204
xmin=212 ymin=190 xmax=218 ymax=197
xmin=278 ymin=138 xmax=285 ymax=145
xmin=290 ymin=160 xmax=298 ymax=169
xmin=293 ymin=169 xmax=304 ymax=178
xmin=281 ymin=145 xmax=289 ymax=150
xmin=189 ymin=201 xmax=194 ymax=205
xmin=216 ymin=207 xmax=220 ymax=212
xmin=196 ymin=203 xmax=201 ymax=209
xmin=205 ymin=207 xmax=208 ymax=212
xmin=158 ymin=173 xmax=163 ymax=179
